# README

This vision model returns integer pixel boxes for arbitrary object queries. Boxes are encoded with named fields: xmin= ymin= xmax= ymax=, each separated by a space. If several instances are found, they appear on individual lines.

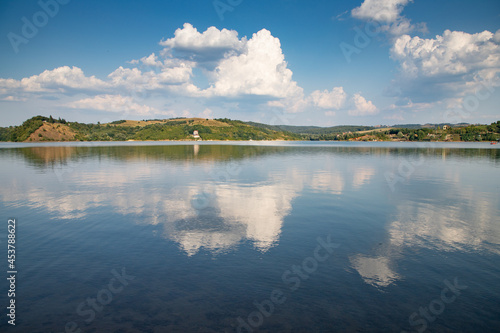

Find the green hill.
xmin=0 ymin=116 xmax=301 ymax=142
xmin=245 ymin=121 xmax=375 ymax=135
xmin=1 ymin=116 xmax=498 ymax=142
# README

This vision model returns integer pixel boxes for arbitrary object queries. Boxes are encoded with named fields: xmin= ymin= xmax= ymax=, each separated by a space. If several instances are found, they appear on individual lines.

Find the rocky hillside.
xmin=26 ymin=122 xmax=77 ymax=142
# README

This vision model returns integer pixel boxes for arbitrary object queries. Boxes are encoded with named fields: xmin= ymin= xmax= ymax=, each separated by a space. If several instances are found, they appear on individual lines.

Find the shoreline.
xmin=1 ymin=138 xmax=499 ymax=144
xmin=1 ymin=140 xmax=498 ymax=146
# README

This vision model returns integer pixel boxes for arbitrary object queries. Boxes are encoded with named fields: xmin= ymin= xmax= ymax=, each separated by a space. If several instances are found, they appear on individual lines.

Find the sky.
xmin=0 ymin=0 xmax=499 ymax=127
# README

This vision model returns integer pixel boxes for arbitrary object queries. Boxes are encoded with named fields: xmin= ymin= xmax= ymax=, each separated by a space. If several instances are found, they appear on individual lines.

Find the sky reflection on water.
xmin=0 ymin=142 xmax=499 ymax=332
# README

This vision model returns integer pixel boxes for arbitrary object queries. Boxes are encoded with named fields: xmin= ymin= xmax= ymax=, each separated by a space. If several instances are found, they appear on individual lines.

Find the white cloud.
xmin=0 ymin=66 xmax=108 ymax=94
xmin=161 ymin=23 xmax=243 ymax=51
xmin=267 ymin=93 xmax=309 ymax=113
xmin=0 ymin=64 xmax=193 ymax=103
xmin=198 ymin=108 xmax=213 ymax=119
xmin=108 ymin=67 xmax=143 ymax=88
xmin=131 ymin=51 xmax=196 ymax=71
xmin=1 ymin=96 xmax=27 ymax=102
xmin=0 ymin=23 xmax=368 ymax=120
xmin=392 ymin=30 xmax=500 ymax=78
xmin=204 ymin=29 xmax=303 ymax=99
xmin=349 ymin=93 xmax=378 ymax=116
xmin=108 ymin=65 xmax=192 ymax=91
xmin=160 ymin=23 xmax=245 ymax=65
xmin=352 ymin=0 xmax=410 ymax=23
xmin=351 ymin=0 xmax=423 ymax=36
xmin=135 ymin=53 xmax=164 ymax=67
xmin=66 ymin=94 xmax=161 ymax=115
xmin=269 ymin=86 xmax=373 ymax=115
xmin=390 ymin=29 xmax=500 ymax=102
xmin=157 ymin=24 xmax=305 ymax=102
xmin=310 ymin=87 xmax=347 ymax=109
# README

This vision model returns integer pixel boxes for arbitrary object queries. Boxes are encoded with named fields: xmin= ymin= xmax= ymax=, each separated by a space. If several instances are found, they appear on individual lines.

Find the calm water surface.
xmin=0 ymin=142 xmax=499 ymax=332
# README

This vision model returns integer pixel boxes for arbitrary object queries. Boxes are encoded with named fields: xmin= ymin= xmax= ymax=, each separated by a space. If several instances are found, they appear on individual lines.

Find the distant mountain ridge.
xmin=244 ymin=122 xmax=375 ymax=135
xmin=245 ymin=121 xmax=473 ymax=134
xmin=389 ymin=123 xmax=471 ymax=130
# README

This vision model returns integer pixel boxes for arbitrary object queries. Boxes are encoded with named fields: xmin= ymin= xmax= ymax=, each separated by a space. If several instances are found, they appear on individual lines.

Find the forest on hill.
xmin=0 ymin=116 xmax=301 ymax=142
xmin=1 ymin=116 xmax=499 ymax=142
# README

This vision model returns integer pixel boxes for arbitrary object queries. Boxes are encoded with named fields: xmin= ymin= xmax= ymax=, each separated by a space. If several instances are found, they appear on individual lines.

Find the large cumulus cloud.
xmin=390 ymin=29 xmax=500 ymax=103
xmin=0 ymin=23 xmax=376 ymax=119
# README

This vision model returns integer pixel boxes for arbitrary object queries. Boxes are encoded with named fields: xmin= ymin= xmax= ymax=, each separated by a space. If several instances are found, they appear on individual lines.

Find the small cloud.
xmin=332 ymin=10 xmax=349 ymax=21
xmin=310 ymin=87 xmax=347 ymax=110
xmin=348 ymin=93 xmax=378 ymax=116
xmin=351 ymin=0 xmax=423 ymax=36
xmin=384 ymin=113 xmax=404 ymax=121
xmin=1 ymin=96 xmax=26 ymax=102
xmin=198 ymin=108 xmax=213 ymax=119
xmin=66 ymin=94 xmax=159 ymax=116
xmin=138 ymin=53 xmax=164 ymax=67
xmin=159 ymin=23 xmax=245 ymax=66
xmin=352 ymin=0 xmax=410 ymax=23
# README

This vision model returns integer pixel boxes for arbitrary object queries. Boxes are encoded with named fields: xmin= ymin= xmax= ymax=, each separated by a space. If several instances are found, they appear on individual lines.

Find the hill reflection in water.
xmin=0 ymin=142 xmax=499 ymax=332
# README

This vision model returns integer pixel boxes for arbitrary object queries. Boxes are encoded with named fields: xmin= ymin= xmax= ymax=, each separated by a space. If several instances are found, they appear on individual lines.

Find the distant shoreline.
xmin=2 ymin=116 xmax=499 ymax=144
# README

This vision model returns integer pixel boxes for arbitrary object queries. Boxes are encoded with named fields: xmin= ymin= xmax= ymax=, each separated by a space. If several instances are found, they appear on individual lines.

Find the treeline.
xmin=245 ymin=121 xmax=375 ymax=135
xmin=1 ymin=116 xmax=499 ymax=142
xmin=385 ymin=122 xmax=500 ymax=142
xmin=448 ymin=122 xmax=500 ymax=141
xmin=0 ymin=115 xmax=67 ymax=142
xmin=0 ymin=116 xmax=300 ymax=142
xmin=304 ymin=122 xmax=500 ymax=142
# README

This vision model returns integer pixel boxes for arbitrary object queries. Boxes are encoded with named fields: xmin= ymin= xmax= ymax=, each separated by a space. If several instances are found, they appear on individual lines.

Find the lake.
xmin=0 ymin=141 xmax=499 ymax=332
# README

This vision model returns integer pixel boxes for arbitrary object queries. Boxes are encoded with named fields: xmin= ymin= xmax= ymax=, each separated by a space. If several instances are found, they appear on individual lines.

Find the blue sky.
xmin=0 ymin=0 xmax=499 ymax=126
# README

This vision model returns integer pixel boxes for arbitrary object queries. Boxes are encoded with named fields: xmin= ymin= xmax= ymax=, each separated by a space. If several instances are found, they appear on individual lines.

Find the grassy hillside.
xmin=0 ymin=116 xmax=71 ymax=142
xmin=0 ymin=116 xmax=301 ymax=142
xmin=1 ymin=116 xmax=498 ymax=142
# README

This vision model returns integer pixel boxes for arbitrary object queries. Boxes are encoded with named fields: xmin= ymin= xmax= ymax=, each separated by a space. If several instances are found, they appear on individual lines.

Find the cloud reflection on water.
xmin=1 ymin=145 xmax=498 ymax=271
